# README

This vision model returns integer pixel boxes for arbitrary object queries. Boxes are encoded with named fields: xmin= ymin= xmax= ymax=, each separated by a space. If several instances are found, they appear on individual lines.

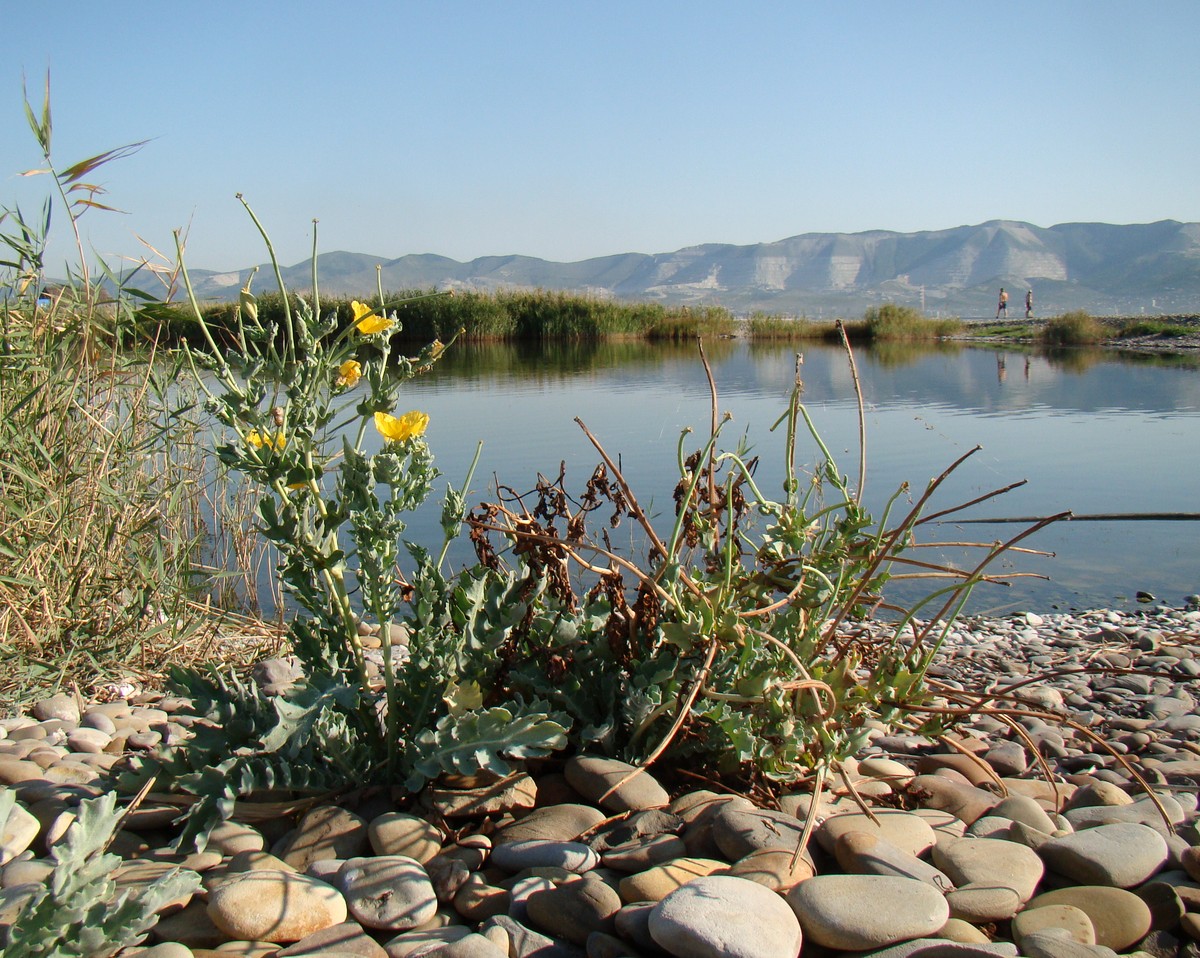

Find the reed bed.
xmin=747 ymin=304 xmax=962 ymax=343
xmin=186 ymin=289 xmax=736 ymax=344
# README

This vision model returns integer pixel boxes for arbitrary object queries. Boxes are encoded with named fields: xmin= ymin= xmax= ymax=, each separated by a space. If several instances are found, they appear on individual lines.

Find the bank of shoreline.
xmin=3 ymin=602 xmax=1200 ymax=953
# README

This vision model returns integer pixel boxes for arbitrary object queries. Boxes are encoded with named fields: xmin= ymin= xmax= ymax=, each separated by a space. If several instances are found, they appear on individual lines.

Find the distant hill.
xmin=182 ymin=219 xmax=1200 ymax=317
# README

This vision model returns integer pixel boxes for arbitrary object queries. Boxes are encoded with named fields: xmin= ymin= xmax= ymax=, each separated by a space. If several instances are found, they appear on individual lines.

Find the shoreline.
xmin=3 ymin=601 xmax=1200 ymax=952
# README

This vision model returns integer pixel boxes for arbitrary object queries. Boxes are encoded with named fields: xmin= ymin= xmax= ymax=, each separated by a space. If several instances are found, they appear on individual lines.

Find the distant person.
xmin=1025 ymin=289 xmax=1034 ymax=318
xmin=996 ymin=287 xmax=1009 ymax=318
xmin=36 ymin=290 xmax=52 ymax=309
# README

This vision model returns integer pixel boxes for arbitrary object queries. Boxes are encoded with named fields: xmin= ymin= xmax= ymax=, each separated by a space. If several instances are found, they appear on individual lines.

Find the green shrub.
xmin=863 ymin=303 xmax=963 ymax=341
xmin=1042 ymin=310 xmax=1114 ymax=346
xmin=746 ymin=314 xmax=837 ymax=341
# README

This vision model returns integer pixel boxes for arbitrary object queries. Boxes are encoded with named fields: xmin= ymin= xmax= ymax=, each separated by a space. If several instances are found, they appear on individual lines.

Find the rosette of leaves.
xmin=0 ymin=790 xmax=199 ymax=958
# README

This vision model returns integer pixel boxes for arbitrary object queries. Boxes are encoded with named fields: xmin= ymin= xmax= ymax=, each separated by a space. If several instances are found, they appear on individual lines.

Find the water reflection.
xmin=327 ymin=341 xmax=1200 ymax=616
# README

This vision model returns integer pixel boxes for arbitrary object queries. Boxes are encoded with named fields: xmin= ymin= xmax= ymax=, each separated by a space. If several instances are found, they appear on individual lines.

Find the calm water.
xmin=363 ymin=339 xmax=1200 ymax=616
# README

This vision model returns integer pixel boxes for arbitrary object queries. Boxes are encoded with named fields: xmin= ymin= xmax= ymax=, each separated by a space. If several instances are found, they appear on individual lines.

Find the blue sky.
xmin=3 ymin=2 xmax=1198 ymax=274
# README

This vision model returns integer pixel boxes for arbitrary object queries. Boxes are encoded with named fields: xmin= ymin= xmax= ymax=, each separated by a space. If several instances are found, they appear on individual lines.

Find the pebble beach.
xmin=3 ymin=601 xmax=1200 ymax=958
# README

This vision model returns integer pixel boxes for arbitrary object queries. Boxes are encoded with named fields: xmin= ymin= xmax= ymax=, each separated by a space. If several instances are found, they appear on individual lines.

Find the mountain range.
xmin=183 ymin=219 xmax=1200 ymax=318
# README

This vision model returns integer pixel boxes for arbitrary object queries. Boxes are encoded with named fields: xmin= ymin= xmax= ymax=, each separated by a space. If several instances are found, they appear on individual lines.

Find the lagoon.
xmin=370 ymin=339 xmax=1200 ymax=616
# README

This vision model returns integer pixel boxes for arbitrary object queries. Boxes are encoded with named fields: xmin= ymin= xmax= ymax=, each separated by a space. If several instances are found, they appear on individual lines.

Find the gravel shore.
xmin=3 ymin=602 xmax=1200 ymax=957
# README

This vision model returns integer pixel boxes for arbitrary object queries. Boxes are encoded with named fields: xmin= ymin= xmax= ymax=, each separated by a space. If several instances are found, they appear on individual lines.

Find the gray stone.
xmin=862 ymin=941 xmax=1019 ymax=958
xmin=1011 ymin=903 xmax=1097 ymax=948
xmin=833 ymin=830 xmax=954 ymax=890
xmin=564 ymin=756 xmax=669 ymax=813
xmin=650 ymin=874 xmax=803 ymax=958
xmin=930 ymin=836 xmax=1043 ymax=904
xmin=1040 ymin=822 xmax=1168 ymax=887
xmin=1021 ymin=929 xmax=1120 ymax=958
xmin=526 ymin=873 xmax=621 ymax=945
xmin=335 ymin=855 xmax=437 ymax=932
xmin=786 ymin=874 xmax=949 ymax=951
xmin=817 ymin=810 xmax=938 ymax=858
xmin=489 ymin=839 xmax=599 ymax=874
xmin=493 ymin=804 xmax=606 ymax=845
xmin=712 ymin=804 xmax=806 ymax=859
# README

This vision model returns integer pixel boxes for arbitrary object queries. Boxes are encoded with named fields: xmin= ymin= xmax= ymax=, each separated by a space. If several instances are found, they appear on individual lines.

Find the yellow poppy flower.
xmin=374 ymin=410 xmax=429 ymax=443
xmin=246 ymin=430 xmax=287 ymax=451
xmin=336 ymin=360 xmax=362 ymax=387
xmin=352 ymin=300 xmax=393 ymax=335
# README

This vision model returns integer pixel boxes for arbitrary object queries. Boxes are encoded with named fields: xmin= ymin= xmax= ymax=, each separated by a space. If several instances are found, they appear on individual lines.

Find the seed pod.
xmin=240 ymin=286 xmax=258 ymax=323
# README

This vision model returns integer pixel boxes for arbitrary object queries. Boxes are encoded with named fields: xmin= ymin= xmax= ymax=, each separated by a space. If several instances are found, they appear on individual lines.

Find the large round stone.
xmin=1039 ymin=822 xmax=1168 ymax=887
xmin=931 ymin=836 xmax=1043 ymax=903
xmin=207 ymin=869 xmax=347 ymax=943
xmin=787 ymin=874 xmax=950 ymax=951
xmin=1025 ymin=886 xmax=1152 ymax=951
xmin=335 ymin=855 xmax=437 ymax=931
xmin=650 ymin=874 xmax=803 ymax=958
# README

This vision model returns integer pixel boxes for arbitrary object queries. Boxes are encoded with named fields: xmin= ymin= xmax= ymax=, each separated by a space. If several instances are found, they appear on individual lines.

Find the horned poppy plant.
xmin=374 ymin=410 xmax=429 ymax=443
xmin=352 ymin=300 xmax=393 ymax=335
xmin=246 ymin=429 xmax=286 ymax=451
xmin=336 ymin=360 xmax=362 ymax=388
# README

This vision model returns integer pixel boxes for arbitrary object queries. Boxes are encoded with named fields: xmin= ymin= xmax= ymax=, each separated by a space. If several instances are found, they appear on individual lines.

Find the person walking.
xmin=996 ymin=287 xmax=1009 ymax=318
xmin=1025 ymin=289 xmax=1034 ymax=318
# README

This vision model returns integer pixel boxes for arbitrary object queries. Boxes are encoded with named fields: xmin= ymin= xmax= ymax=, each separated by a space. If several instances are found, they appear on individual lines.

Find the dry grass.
xmin=0 ymin=307 xmax=276 ymax=711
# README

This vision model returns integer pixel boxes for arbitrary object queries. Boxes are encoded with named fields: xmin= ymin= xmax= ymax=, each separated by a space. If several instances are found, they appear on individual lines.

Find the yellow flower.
xmin=246 ymin=430 xmax=287 ymax=451
xmin=336 ymin=360 xmax=362 ymax=387
xmin=374 ymin=410 xmax=429 ymax=443
xmin=352 ymin=300 xmax=393 ymax=335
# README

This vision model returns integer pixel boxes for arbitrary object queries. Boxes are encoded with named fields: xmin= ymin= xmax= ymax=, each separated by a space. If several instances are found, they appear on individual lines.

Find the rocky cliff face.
xmin=184 ymin=219 xmax=1200 ymax=317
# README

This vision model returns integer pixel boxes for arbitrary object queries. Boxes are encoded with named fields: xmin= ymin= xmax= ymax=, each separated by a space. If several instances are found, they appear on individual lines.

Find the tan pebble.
xmin=857 ymin=757 xmax=915 ymax=783
xmin=1026 ymin=886 xmax=1152 ymax=951
xmin=0 ymin=757 xmax=46 ymax=785
xmin=25 ymin=748 xmax=65 ymax=770
xmin=916 ymin=753 xmax=997 ymax=787
xmin=206 ymin=821 xmax=265 ymax=857
xmin=367 ymin=812 xmax=442 ymax=862
xmin=65 ymin=727 xmax=111 ymax=753
xmin=1181 ymin=913 xmax=1200 ymax=941
xmin=946 ymin=882 xmax=1024 ymax=922
xmin=452 ymin=873 xmax=510 ymax=922
xmin=228 ymin=849 xmax=296 ymax=873
xmin=937 ymin=917 xmax=993 ymax=944
xmin=42 ymin=763 xmax=99 ymax=785
xmin=908 ymin=774 xmax=998 ymax=825
xmin=429 ymin=773 xmax=538 ymax=819
xmin=1181 ymin=845 xmax=1200 ymax=882
xmin=279 ymin=805 xmax=369 ymax=870
xmin=207 ymin=869 xmax=348 ymax=943
xmin=616 ymin=857 xmax=727 ymax=903
xmin=0 ymin=803 xmax=40 ymax=866
xmin=131 ymin=943 xmax=196 ymax=958
xmin=726 ymin=847 xmax=815 ymax=891
xmin=817 ymin=809 xmax=937 ymax=858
